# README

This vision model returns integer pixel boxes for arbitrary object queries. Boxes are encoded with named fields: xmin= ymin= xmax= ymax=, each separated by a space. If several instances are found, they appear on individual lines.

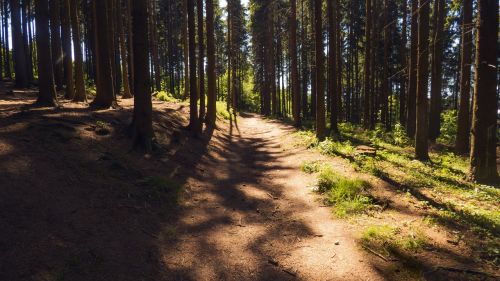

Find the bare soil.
xmin=0 ymin=84 xmax=497 ymax=281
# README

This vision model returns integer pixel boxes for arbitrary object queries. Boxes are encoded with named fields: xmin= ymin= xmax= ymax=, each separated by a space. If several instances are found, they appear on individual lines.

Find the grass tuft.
xmin=301 ymin=160 xmax=323 ymax=174
xmin=316 ymin=167 xmax=373 ymax=217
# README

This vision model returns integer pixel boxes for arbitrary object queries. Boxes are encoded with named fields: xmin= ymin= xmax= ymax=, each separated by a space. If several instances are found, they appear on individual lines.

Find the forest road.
xmin=161 ymin=113 xmax=385 ymax=281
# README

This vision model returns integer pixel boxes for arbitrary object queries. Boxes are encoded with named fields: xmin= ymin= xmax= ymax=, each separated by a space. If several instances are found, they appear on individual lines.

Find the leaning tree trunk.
xmin=455 ymin=0 xmax=472 ymax=154
xmin=414 ymin=0 xmax=430 ymax=161
xmin=131 ymin=0 xmax=154 ymax=152
xmin=314 ymin=0 xmax=325 ymax=140
xmin=35 ymin=0 xmax=58 ymax=106
xmin=469 ymin=0 xmax=498 ymax=182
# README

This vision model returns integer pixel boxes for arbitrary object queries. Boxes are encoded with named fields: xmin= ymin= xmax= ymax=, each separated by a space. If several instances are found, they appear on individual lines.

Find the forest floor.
xmin=0 ymin=83 xmax=498 ymax=281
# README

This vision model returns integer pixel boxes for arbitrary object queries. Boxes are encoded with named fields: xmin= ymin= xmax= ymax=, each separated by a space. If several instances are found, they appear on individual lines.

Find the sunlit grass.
xmin=315 ymin=167 xmax=373 ymax=218
xmin=294 ymin=121 xmax=499 ymax=236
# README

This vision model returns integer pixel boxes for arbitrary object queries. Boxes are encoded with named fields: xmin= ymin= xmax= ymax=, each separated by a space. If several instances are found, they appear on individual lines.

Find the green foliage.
xmin=294 ymin=131 xmax=319 ymax=148
xmin=316 ymin=167 xmax=372 ymax=217
xmin=437 ymin=110 xmax=457 ymax=145
xmin=301 ymin=161 xmax=323 ymax=174
xmin=393 ymin=123 xmax=411 ymax=146
xmin=216 ymin=101 xmax=232 ymax=120
xmin=318 ymin=138 xmax=356 ymax=157
xmin=154 ymin=91 xmax=180 ymax=103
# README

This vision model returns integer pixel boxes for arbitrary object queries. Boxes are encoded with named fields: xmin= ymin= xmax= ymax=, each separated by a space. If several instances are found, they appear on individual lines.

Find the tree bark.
xmin=11 ymin=0 xmax=29 ymax=88
xmin=429 ymin=0 xmax=446 ymax=141
xmin=91 ymin=0 xmax=115 ymax=108
xmin=35 ymin=0 xmax=58 ymax=106
xmin=206 ymin=0 xmax=217 ymax=127
xmin=399 ymin=0 xmax=408 ymax=126
xmin=363 ymin=0 xmax=371 ymax=129
xmin=406 ymin=0 xmax=418 ymax=137
xmin=469 ymin=0 xmax=498 ymax=182
xmin=117 ymin=0 xmax=131 ymax=99
xmin=70 ymin=0 xmax=86 ymax=102
xmin=61 ymin=0 xmax=74 ymax=99
xmin=290 ymin=0 xmax=300 ymax=127
xmin=197 ymin=0 xmax=205 ymax=131
xmin=187 ymin=0 xmax=199 ymax=133
xmin=50 ymin=0 xmax=64 ymax=90
xmin=314 ymin=0 xmax=325 ymax=140
xmin=182 ymin=0 xmax=189 ymax=100
xmin=131 ymin=0 xmax=154 ymax=152
xmin=328 ymin=0 xmax=339 ymax=134
xmin=455 ymin=0 xmax=472 ymax=154
xmin=415 ymin=0 xmax=430 ymax=161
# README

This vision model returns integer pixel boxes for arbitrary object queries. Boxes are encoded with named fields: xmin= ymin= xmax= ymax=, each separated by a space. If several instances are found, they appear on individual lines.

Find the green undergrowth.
xmin=154 ymin=91 xmax=181 ymax=103
xmin=361 ymin=224 xmax=429 ymax=265
xmin=311 ymin=165 xmax=374 ymax=218
xmin=216 ymin=101 xmax=234 ymax=121
xmin=295 ymin=123 xmax=500 ymax=236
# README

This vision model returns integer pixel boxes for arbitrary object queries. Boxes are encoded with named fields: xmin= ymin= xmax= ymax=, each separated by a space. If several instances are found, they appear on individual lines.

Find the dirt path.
xmin=161 ymin=113 xmax=383 ymax=281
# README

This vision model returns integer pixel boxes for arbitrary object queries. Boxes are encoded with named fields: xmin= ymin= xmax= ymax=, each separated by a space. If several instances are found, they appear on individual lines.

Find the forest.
xmin=0 ymin=0 xmax=498 ymax=280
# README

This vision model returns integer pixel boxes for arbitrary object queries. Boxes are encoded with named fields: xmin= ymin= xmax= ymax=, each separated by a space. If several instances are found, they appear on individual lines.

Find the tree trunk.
xmin=455 ymin=0 xmax=472 ymax=154
xmin=290 ymin=0 xmax=300 ymax=127
xmin=415 ymin=0 xmax=430 ymax=161
xmin=187 ymin=0 xmax=199 ymax=133
xmin=150 ymin=0 xmax=161 ymax=92
xmin=406 ymin=0 xmax=418 ymax=137
xmin=197 ymin=0 xmax=205 ymax=131
xmin=399 ymin=0 xmax=408 ymax=126
xmin=363 ymin=0 xmax=371 ymax=129
xmin=429 ymin=0 xmax=445 ymax=142
xmin=328 ymin=0 xmax=339 ymax=134
xmin=131 ymin=0 xmax=154 ymax=152
xmin=50 ymin=0 xmax=64 ymax=90
xmin=314 ymin=0 xmax=325 ymax=140
xmin=469 ymin=0 xmax=498 ymax=182
xmin=61 ymin=0 xmax=74 ymax=99
xmin=91 ymin=0 xmax=115 ymax=108
xmin=182 ymin=0 xmax=189 ymax=100
xmin=70 ymin=0 xmax=86 ymax=102
xmin=11 ymin=0 xmax=29 ymax=88
xmin=35 ymin=0 xmax=57 ymax=106
xmin=117 ymin=0 xmax=131 ymax=99
xmin=3 ymin=1 xmax=11 ymax=79
xmin=22 ymin=0 xmax=33 ymax=82
xmin=206 ymin=0 xmax=217 ymax=127
xmin=381 ymin=0 xmax=390 ymax=130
